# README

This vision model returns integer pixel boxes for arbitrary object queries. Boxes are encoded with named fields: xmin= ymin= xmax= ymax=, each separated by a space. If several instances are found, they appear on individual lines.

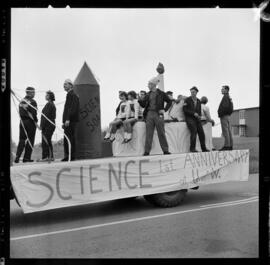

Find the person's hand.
xmin=194 ymin=113 xmax=199 ymax=119
xmin=65 ymin=120 xmax=70 ymax=127
xmin=156 ymin=62 xmax=165 ymax=74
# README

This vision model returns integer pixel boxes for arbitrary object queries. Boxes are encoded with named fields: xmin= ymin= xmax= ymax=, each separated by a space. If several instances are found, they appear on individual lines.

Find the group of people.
xmin=14 ymin=71 xmax=234 ymax=163
xmin=14 ymin=79 xmax=80 ymax=163
xmin=104 ymin=76 xmax=234 ymax=154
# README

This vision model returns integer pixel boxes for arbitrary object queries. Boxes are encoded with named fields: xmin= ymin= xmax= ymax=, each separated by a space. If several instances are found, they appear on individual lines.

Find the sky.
xmin=11 ymin=8 xmax=260 ymax=145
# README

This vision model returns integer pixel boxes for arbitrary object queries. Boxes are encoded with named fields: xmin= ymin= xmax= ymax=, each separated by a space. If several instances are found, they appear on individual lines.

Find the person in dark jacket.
xmin=14 ymin=87 xmax=38 ymax=163
xmin=218 ymin=85 xmax=234 ymax=150
xmin=39 ymin=90 xmax=56 ymax=161
xmin=183 ymin=87 xmax=209 ymax=152
xmin=62 ymin=79 xmax=80 ymax=161
xmin=138 ymin=76 xmax=172 ymax=155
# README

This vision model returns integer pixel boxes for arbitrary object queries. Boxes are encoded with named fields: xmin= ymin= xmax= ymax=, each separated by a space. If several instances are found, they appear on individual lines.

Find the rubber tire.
xmin=144 ymin=189 xmax=187 ymax=207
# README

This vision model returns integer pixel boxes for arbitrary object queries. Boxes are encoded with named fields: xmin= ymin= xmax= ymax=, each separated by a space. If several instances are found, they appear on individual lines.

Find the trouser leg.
xmin=197 ymin=120 xmax=207 ymax=150
xmin=220 ymin=116 xmax=230 ymax=147
xmin=43 ymin=127 xmax=55 ymax=159
xmin=228 ymin=118 xmax=233 ymax=147
xmin=64 ymin=123 xmax=76 ymax=159
xmin=124 ymin=118 xmax=136 ymax=134
xmin=154 ymin=114 xmax=169 ymax=153
xmin=64 ymin=126 xmax=71 ymax=158
xmin=15 ymin=122 xmax=27 ymax=159
xmin=186 ymin=118 xmax=197 ymax=150
xmin=23 ymin=120 xmax=36 ymax=160
xmin=41 ymin=130 xmax=48 ymax=158
xmin=144 ymin=112 xmax=155 ymax=153
xmin=110 ymin=120 xmax=123 ymax=134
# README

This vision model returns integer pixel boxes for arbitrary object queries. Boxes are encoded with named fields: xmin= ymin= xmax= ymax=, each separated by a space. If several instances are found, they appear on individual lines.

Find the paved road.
xmin=10 ymin=174 xmax=258 ymax=258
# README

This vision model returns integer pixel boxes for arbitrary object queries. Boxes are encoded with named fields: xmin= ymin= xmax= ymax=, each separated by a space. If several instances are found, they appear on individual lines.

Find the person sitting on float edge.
xmin=200 ymin=96 xmax=215 ymax=126
xmin=115 ymin=90 xmax=124 ymax=116
xmin=138 ymin=76 xmax=172 ymax=156
xmin=14 ymin=86 xmax=38 ymax=163
xmin=183 ymin=86 xmax=210 ymax=153
xmin=39 ymin=90 xmax=56 ymax=162
xmin=122 ymin=90 xmax=144 ymax=143
xmin=61 ymin=79 xmax=80 ymax=162
xmin=104 ymin=91 xmax=128 ymax=142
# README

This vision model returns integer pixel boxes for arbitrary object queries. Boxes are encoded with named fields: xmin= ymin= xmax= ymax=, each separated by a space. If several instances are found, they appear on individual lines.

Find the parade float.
xmin=10 ymin=62 xmax=249 ymax=213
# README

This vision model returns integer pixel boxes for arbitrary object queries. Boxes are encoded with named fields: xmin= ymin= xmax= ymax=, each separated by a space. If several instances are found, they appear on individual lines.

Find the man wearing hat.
xmin=62 ymin=79 xmax=80 ymax=161
xmin=183 ymin=86 xmax=209 ymax=152
xmin=14 ymin=86 xmax=38 ymax=163
xmin=138 ymin=76 xmax=172 ymax=155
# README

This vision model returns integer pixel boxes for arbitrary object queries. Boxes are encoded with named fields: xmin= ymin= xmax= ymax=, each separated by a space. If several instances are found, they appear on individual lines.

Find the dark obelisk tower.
xmin=73 ymin=62 xmax=102 ymax=159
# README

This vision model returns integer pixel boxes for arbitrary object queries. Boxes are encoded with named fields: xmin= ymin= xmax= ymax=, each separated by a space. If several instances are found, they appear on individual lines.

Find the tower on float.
xmin=73 ymin=62 xmax=101 ymax=159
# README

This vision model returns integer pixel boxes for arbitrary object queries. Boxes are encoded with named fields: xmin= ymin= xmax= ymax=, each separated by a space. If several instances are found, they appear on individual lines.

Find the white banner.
xmin=11 ymin=150 xmax=249 ymax=213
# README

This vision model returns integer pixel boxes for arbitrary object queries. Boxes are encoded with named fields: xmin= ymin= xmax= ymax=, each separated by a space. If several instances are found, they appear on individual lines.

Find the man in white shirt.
xmin=200 ymin=96 xmax=215 ymax=126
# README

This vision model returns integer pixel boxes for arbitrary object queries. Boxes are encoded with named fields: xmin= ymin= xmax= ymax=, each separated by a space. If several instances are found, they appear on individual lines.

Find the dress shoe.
xmin=14 ymin=157 xmax=19 ymax=163
xmin=228 ymin=146 xmax=233 ymax=150
xmin=191 ymin=186 xmax=199 ymax=190
xmin=164 ymin=151 xmax=171 ymax=155
xmin=61 ymin=157 xmax=68 ymax=161
xmin=23 ymin=159 xmax=34 ymax=163
xmin=219 ymin=146 xmax=230 ymax=151
xmin=143 ymin=152 xmax=149 ymax=156
xmin=202 ymin=149 xmax=210 ymax=152
xmin=190 ymin=149 xmax=198 ymax=153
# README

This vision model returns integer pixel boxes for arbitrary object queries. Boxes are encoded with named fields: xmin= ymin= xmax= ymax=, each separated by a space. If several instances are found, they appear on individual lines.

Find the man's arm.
xmin=138 ymin=94 xmax=148 ymax=108
xmin=183 ymin=98 xmax=195 ymax=116
xmin=163 ymin=92 xmax=172 ymax=112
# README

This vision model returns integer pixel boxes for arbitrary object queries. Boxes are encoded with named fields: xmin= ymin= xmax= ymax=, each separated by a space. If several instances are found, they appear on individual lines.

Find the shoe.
xmin=143 ymin=152 xmax=149 ymax=156
xmin=191 ymin=186 xmax=199 ymax=190
xmin=41 ymin=157 xmax=50 ymax=162
xmin=219 ymin=146 xmax=230 ymax=151
xmin=14 ymin=157 xmax=19 ymax=163
xmin=61 ymin=157 xmax=68 ymax=161
xmin=228 ymin=146 xmax=233 ymax=150
xmin=190 ymin=149 xmax=198 ymax=153
xmin=163 ymin=151 xmax=171 ymax=155
xmin=202 ymin=149 xmax=210 ymax=152
xmin=23 ymin=159 xmax=34 ymax=163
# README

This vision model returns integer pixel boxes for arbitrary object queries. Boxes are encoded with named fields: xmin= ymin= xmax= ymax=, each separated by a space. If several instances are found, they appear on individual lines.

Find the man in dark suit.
xmin=62 ymin=79 xmax=80 ymax=161
xmin=14 ymin=86 xmax=38 ymax=163
xmin=183 ymin=86 xmax=209 ymax=152
xmin=138 ymin=76 xmax=172 ymax=156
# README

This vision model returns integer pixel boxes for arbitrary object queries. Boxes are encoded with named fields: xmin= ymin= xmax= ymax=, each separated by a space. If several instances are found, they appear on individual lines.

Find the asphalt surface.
xmin=10 ymin=173 xmax=258 ymax=258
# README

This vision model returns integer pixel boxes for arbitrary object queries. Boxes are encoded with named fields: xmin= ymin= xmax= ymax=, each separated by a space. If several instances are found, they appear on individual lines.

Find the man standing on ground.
xmin=183 ymin=86 xmax=209 ymax=152
xmin=218 ymin=85 xmax=234 ymax=150
xmin=14 ymin=87 xmax=38 ymax=163
xmin=62 ymin=79 xmax=80 ymax=161
xmin=138 ymin=76 xmax=172 ymax=156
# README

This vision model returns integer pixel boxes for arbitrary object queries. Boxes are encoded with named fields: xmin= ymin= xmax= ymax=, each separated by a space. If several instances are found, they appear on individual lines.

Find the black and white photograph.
xmin=5 ymin=6 xmax=263 ymax=259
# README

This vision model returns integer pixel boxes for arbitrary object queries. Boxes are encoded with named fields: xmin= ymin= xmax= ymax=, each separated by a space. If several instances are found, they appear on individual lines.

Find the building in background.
xmin=230 ymin=107 xmax=259 ymax=137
